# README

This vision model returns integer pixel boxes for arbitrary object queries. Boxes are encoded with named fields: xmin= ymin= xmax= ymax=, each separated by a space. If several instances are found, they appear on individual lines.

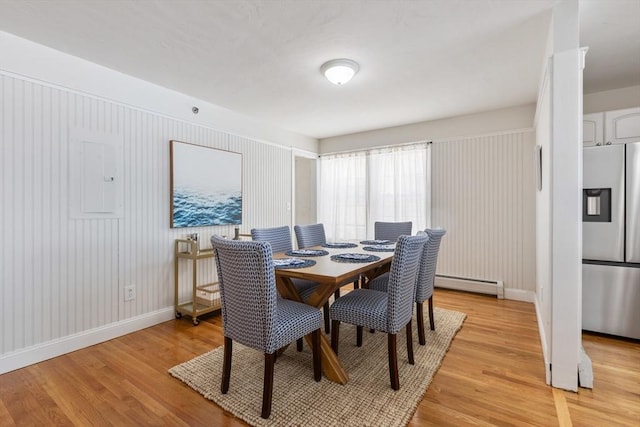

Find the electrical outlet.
xmin=124 ymin=285 xmax=136 ymax=301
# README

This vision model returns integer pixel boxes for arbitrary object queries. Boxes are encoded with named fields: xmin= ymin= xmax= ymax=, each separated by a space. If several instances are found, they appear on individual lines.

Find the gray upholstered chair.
xmin=374 ymin=221 xmax=413 ymax=242
xmin=294 ymin=223 xmax=327 ymax=249
xmin=251 ymin=226 xmax=318 ymax=301
xmin=329 ymin=233 xmax=428 ymax=390
xmin=369 ymin=228 xmax=447 ymax=345
xmin=251 ymin=226 xmax=331 ymax=335
xmin=211 ymin=235 xmax=322 ymax=419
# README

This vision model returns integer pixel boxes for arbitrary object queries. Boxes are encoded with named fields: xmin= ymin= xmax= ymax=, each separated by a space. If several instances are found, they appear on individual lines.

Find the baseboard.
xmin=534 ymin=295 xmax=552 ymax=385
xmin=0 ymin=307 xmax=175 ymax=375
xmin=503 ymin=288 xmax=536 ymax=303
xmin=578 ymin=346 xmax=594 ymax=389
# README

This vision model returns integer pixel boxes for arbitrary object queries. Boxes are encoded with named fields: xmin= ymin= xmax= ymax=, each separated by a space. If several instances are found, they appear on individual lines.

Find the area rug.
xmin=169 ymin=307 xmax=466 ymax=427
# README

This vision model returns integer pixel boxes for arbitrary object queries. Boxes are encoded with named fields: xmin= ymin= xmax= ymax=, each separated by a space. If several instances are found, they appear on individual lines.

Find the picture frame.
xmin=170 ymin=140 xmax=242 ymax=228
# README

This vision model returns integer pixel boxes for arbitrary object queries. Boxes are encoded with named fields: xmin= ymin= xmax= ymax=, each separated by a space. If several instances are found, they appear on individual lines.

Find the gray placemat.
xmin=360 ymin=239 xmax=392 ymax=245
xmin=362 ymin=245 xmax=395 ymax=252
xmin=322 ymin=242 xmax=358 ymax=249
xmin=284 ymin=249 xmax=329 ymax=257
xmin=330 ymin=253 xmax=381 ymax=263
xmin=273 ymin=258 xmax=316 ymax=269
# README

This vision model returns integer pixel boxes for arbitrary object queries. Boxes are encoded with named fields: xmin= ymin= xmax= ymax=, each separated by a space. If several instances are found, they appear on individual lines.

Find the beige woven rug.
xmin=169 ymin=307 xmax=465 ymax=427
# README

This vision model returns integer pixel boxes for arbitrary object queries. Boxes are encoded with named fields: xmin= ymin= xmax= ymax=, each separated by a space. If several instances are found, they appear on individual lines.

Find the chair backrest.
xmin=250 ymin=226 xmax=292 ymax=254
xmin=415 ymin=228 xmax=447 ymax=303
xmin=374 ymin=221 xmax=413 ymax=242
xmin=211 ymin=235 xmax=278 ymax=353
xmin=294 ymin=224 xmax=327 ymax=248
xmin=385 ymin=233 xmax=428 ymax=333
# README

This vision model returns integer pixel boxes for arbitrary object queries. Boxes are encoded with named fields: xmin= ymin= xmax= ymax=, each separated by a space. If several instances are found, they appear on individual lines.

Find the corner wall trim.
xmin=534 ymin=295 xmax=552 ymax=385
xmin=0 ymin=307 xmax=174 ymax=375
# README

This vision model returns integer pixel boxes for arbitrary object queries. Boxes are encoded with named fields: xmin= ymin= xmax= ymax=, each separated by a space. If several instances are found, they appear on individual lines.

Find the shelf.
xmin=174 ymin=239 xmax=221 ymax=325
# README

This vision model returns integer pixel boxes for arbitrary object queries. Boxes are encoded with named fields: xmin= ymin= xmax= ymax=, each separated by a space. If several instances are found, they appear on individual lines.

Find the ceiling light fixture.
xmin=320 ymin=59 xmax=359 ymax=85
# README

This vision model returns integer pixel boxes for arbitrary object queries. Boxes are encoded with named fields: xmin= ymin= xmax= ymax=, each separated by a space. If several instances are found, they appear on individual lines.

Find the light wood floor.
xmin=1 ymin=289 xmax=638 ymax=426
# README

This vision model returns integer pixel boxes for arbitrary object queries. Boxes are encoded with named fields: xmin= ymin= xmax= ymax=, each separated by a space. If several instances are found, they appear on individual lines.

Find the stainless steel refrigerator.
xmin=582 ymin=142 xmax=640 ymax=340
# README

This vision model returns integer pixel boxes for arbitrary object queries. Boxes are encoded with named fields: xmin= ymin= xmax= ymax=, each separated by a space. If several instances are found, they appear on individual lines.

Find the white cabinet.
xmin=583 ymin=107 xmax=640 ymax=146
xmin=583 ymin=112 xmax=604 ymax=147
xmin=605 ymin=107 xmax=640 ymax=145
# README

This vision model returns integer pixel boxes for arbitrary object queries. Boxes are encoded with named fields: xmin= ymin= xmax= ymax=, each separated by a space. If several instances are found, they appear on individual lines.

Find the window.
xmin=318 ymin=142 xmax=430 ymax=240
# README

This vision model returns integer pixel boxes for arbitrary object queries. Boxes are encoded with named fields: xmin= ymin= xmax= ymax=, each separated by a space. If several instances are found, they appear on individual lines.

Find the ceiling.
xmin=0 ymin=0 xmax=638 ymax=139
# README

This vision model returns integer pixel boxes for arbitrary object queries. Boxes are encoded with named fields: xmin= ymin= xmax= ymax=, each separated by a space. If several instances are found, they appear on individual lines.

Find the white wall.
xmin=533 ymin=0 xmax=582 ymax=391
xmin=0 ymin=31 xmax=317 ymax=153
xmin=319 ymin=104 xmax=536 ymax=154
xmin=432 ymin=131 xmax=536 ymax=294
xmin=534 ymin=60 xmax=553 ymax=384
xmin=583 ymin=85 xmax=640 ymax=113
xmin=319 ymin=107 xmax=537 ymax=296
xmin=0 ymin=34 xmax=315 ymax=374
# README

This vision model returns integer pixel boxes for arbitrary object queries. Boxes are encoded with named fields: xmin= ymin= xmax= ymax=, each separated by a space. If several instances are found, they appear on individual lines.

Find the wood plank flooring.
xmin=1 ymin=289 xmax=638 ymax=426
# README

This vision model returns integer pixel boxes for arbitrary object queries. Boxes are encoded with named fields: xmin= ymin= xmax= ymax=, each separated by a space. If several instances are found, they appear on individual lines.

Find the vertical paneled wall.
xmin=431 ymin=130 xmax=536 ymax=291
xmin=0 ymin=73 xmax=293 ymax=356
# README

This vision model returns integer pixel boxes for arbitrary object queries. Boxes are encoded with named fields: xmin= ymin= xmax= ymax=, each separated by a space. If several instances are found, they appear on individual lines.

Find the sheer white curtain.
xmin=318 ymin=143 xmax=430 ymax=240
xmin=318 ymin=152 xmax=368 ymax=240
xmin=367 ymin=144 xmax=430 ymax=237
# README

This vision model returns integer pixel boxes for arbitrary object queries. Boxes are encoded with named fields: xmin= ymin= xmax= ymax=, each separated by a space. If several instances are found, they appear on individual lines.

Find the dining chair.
xmin=294 ymin=223 xmax=327 ymax=249
xmin=329 ymin=233 xmax=428 ymax=390
xmin=211 ymin=235 xmax=322 ymax=419
xmin=369 ymin=228 xmax=447 ymax=345
xmin=251 ymin=226 xmax=331 ymax=336
xmin=374 ymin=221 xmax=413 ymax=242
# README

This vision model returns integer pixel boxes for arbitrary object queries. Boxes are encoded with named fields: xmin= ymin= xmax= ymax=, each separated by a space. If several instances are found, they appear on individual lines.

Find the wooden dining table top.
xmin=273 ymin=243 xmax=394 ymax=287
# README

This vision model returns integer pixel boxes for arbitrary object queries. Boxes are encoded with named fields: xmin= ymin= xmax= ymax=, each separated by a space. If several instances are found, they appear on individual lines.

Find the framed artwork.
xmin=170 ymin=140 xmax=242 ymax=228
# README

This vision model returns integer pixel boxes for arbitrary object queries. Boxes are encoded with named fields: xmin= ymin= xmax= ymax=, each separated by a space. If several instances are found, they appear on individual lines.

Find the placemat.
xmin=330 ymin=253 xmax=381 ymax=263
xmin=360 ymin=239 xmax=392 ymax=245
xmin=362 ymin=245 xmax=396 ymax=252
xmin=284 ymin=249 xmax=329 ymax=257
xmin=272 ymin=258 xmax=316 ymax=269
xmin=322 ymin=242 xmax=358 ymax=249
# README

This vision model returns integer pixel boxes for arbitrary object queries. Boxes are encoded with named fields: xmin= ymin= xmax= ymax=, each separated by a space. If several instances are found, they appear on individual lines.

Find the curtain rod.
xmin=318 ymin=140 xmax=432 ymax=158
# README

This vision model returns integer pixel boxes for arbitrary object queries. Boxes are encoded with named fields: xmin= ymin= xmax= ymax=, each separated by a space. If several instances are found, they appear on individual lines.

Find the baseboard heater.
xmin=435 ymin=275 xmax=504 ymax=299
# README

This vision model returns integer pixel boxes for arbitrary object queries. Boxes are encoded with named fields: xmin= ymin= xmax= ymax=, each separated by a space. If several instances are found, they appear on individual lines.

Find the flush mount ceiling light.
xmin=320 ymin=59 xmax=359 ymax=85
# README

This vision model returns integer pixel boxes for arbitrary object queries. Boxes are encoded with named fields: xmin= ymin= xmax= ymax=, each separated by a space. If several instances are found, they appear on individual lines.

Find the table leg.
xmin=304 ymin=331 xmax=348 ymax=384
xmin=276 ymin=276 xmax=349 ymax=385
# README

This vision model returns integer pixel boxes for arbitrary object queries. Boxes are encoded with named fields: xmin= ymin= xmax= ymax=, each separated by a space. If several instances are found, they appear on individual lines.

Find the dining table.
xmin=274 ymin=242 xmax=395 ymax=384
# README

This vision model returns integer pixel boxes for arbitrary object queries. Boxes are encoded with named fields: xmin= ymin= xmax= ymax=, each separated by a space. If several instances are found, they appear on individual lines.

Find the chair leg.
xmin=221 ymin=336 xmax=232 ymax=394
xmin=261 ymin=352 xmax=276 ymax=419
xmin=428 ymin=296 xmax=435 ymax=331
xmin=323 ymin=303 xmax=330 ymax=334
xmin=388 ymin=333 xmax=400 ymax=390
xmin=417 ymin=302 xmax=426 ymax=346
xmin=297 ymin=338 xmax=303 ymax=352
xmin=334 ymin=289 xmax=341 ymax=299
xmin=312 ymin=329 xmax=322 ymax=382
xmin=331 ymin=320 xmax=340 ymax=354
xmin=353 ymin=275 xmax=360 ymax=289
xmin=356 ymin=326 xmax=363 ymax=347
xmin=406 ymin=320 xmax=414 ymax=365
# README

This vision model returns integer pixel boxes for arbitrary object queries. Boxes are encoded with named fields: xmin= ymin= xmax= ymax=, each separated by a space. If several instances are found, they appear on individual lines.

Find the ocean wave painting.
xmin=173 ymin=187 xmax=242 ymax=227
xmin=170 ymin=141 xmax=242 ymax=228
